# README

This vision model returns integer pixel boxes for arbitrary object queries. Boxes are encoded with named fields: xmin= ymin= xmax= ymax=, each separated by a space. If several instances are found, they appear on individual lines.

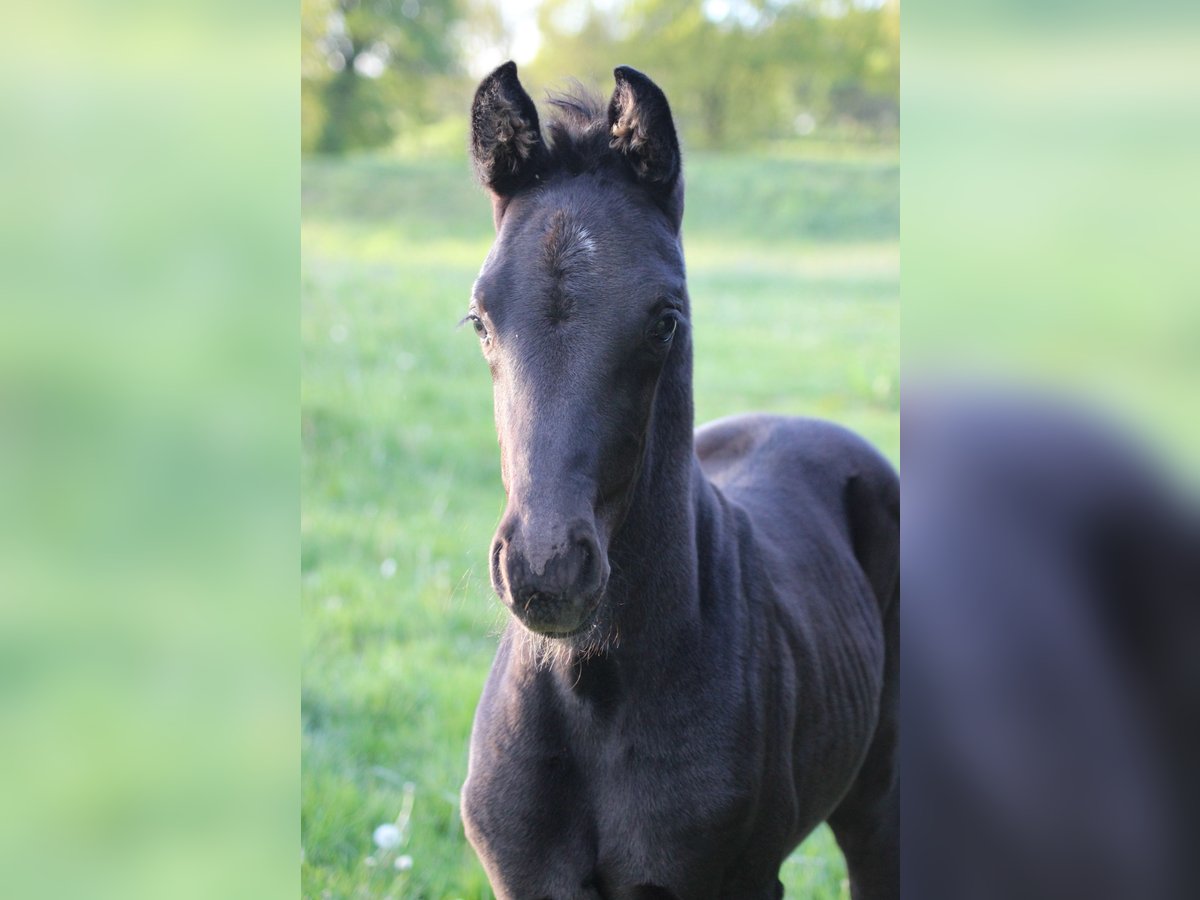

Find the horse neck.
xmin=601 ymin=343 xmax=705 ymax=648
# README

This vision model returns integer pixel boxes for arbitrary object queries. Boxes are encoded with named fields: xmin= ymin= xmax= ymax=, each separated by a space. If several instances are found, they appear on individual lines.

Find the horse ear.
xmin=470 ymin=61 xmax=547 ymax=204
xmin=608 ymin=66 xmax=683 ymax=225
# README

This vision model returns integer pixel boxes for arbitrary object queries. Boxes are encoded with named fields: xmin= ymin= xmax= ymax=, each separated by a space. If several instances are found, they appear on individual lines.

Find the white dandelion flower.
xmin=373 ymin=823 xmax=402 ymax=849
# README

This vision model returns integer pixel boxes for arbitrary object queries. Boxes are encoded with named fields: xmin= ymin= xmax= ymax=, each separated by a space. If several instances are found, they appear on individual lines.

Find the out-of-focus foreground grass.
xmin=301 ymin=151 xmax=898 ymax=897
xmin=0 ymin=4 xmax=298 ymax=900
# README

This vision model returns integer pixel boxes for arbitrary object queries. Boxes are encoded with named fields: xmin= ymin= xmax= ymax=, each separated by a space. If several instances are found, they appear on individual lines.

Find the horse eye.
xmin=467 ymin=314 xmax=489 ymax=341
xmin=650 ymin=314 xmax=677 ymax=344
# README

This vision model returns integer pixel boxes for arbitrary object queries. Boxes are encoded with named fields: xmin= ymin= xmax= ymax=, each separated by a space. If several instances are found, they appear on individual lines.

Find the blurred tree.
xmin=526 ymin=0 xmax=898 ymax=150
xmin=301 ymin=0 xmax=465 ymax=154
xmin=818 ymin=1 xmax=900 ymax=132
xmin=300 ymin=0 xmax=899 ymax=155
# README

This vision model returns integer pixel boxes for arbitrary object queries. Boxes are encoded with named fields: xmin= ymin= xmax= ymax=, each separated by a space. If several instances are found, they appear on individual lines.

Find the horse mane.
xmin=542 ymin=84 xmax=616 ymax=176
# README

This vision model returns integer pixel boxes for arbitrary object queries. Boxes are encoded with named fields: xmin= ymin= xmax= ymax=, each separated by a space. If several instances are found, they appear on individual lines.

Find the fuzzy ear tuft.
xmin=470 ymin=61 xmax=547 ymax=198
xmin=607 ymin=66 xmax=683 ymax=228
xmin=608 ymin=67 xmax=681 ymax=188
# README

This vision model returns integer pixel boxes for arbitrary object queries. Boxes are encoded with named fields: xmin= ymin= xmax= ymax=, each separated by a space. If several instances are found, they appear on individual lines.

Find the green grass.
xmin=301 ymin=150 xmax=898 ymax=898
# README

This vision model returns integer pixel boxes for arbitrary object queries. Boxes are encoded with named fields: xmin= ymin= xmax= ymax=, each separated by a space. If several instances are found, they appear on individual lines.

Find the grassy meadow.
xmin=301 ymin=150 xmax=899 ymax=898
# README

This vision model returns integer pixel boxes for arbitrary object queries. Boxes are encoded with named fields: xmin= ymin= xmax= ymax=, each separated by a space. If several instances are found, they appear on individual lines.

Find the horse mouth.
xmin=514 ymin=589 xmax=604 ymax=639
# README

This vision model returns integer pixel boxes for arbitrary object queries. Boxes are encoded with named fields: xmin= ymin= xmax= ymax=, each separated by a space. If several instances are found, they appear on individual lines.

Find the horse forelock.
xmin=543 ymin=86 xmax=613 ymax=176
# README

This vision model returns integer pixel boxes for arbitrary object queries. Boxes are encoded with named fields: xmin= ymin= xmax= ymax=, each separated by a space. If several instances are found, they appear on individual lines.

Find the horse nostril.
xmin=490 ymin=539 xmax=506 ymax=597
xmin=572 ymin=530 xmax=605 ymax=589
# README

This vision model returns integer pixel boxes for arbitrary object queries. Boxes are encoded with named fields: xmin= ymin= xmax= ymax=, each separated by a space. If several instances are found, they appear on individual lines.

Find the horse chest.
xmin=522 ymin=711 xmax=752 ymax=894
xmin=565 ymin=690 xmax=757 ymax=858
xmin=478 ymin=680 xmax=748 ymax=824
xmin=596 ymin=723 xmax=740 ymax=813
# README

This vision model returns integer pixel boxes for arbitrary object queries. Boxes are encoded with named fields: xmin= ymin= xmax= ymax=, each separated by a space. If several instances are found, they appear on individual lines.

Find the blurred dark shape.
xmin=903 ymin=387 xmax=1200 ymax=900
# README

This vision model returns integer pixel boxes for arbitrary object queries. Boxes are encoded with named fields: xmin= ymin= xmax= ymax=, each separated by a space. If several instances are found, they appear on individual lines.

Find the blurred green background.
xmin=302 ymin=0 xmax=899 ymax=156
xmin=301 ymin=1 xmax=898 ymax=896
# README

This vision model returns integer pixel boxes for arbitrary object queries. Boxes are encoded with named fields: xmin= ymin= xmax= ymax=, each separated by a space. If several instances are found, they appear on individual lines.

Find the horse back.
xmin=695 ymin=413 xmax=899 ymax=615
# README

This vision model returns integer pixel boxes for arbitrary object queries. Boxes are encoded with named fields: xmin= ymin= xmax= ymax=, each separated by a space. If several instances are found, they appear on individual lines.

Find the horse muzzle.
xmin=490 ymin=513 xmax=609 ymax=636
